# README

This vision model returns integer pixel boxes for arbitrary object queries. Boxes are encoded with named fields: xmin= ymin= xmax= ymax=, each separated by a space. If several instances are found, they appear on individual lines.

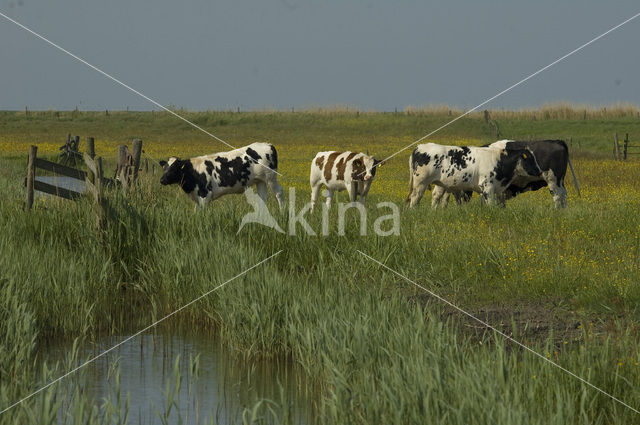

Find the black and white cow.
xmin=489 ymin=140 xmax=579 ymax=208
xmin=432 ymin=139 xmax=580 ymax=208
xmin=310 ymin=151 xmax=384 ymax=211
xmin=159 ymin=142 xmax=284 ymax=209
xmin=406 ymin=143 xmax=542 ymax=208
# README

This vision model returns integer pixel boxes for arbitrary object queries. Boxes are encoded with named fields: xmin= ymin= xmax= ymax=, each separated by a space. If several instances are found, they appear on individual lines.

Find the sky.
xmin=0 ymin=0 xmax=639 ymax=111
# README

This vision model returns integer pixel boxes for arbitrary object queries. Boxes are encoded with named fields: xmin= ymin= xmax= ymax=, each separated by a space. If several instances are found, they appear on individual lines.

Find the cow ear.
xmin=159 ymin=160 xmax=167 ymax=167
xmin=377 ymin=160 xmax=385 ymax=167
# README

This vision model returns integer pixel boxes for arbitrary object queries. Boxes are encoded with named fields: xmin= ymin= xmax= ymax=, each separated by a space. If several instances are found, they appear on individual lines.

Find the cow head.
xmin=493 ymin=147 xmax=541 ymax=187
xmin=511 ymin=148 xmax=542 ymax=179
xmin=357 ymin=156 xmax=385 ymax=181
xmin=159 ymin=157 xmax=191 ymax=185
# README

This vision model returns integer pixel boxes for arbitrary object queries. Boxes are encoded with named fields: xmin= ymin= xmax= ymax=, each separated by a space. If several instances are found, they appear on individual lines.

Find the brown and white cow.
xmin=310 ymin=151 xmax=384 ymax=211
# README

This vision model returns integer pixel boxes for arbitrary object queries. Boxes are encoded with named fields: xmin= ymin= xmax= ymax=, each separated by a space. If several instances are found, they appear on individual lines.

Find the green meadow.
xmin=1 ymin=106 xmax=640 ymax=424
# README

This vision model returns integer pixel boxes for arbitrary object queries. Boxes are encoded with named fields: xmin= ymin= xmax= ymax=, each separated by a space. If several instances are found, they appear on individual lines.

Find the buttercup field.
xmin=1 ymin=105 xmax=640 ymax=424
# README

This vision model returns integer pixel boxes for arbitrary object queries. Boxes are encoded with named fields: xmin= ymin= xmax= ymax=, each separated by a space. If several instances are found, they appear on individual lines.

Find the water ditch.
xmin=43 ymin=331 xmax=317 ymax=424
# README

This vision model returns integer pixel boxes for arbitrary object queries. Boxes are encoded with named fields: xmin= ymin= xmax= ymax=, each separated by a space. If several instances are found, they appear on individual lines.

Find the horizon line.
xmin=3 ymin=101 xmax=640 ymax=114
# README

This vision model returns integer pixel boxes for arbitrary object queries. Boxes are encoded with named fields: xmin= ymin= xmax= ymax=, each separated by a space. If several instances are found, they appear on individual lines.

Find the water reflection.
xmin=45 ymin=332 xmax=314 ymax=424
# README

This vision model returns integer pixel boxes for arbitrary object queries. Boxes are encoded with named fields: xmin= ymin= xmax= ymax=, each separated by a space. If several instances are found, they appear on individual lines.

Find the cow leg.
xmin=480 ymin=191 xmax=490 ymax=205
xmin=190 ymin=191 xmax=207 ymax=211
xmin=452 ymin=191 xmax=463 ymax=205
xmin=310 ymin=184 xmax=321 ymax=212
xmin=480 ymin=181 xmax=497 ymax=206
xmin=347 ymin=182 xmax=358 ymax=203
xmin=543 ymin=170 xmax=567 ymax=208
xmin=441 ymin=192 xmax=450 ymax=207
xmin=453 ymin=190 xmax=472 ymax=205
xmin=559 ymin=181 xmax=568 ymax=208
xmin=548 ymin=181 xmax=567 ymax=208
xmin=267 ymin=178 xmax=285 ymax=210
xmin=496 ymin=191 xmax=507 ymax=208
xmin=359 ymin=181 xmax=371 ymax=206
xmin=196 ymin=196 xmax=209 ymax=210
xmin=482 ymin=192 xmax=498 ymax=206
xmin=256 ymin=181 xmax=269 ymax=204
xmin=556 ymin=176 xmax=568 ymax=208
xmin=431 ymin=185 xmax=447 ymax=209
xmin=325 ymin=189 xmax=334 ymax=209
xmin=408 ymin=181 xmax=429 ymax=208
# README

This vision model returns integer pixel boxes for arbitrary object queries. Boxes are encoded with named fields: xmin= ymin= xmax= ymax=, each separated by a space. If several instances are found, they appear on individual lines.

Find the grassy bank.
xmin=1 ymin=109 xmax=640 ymax=423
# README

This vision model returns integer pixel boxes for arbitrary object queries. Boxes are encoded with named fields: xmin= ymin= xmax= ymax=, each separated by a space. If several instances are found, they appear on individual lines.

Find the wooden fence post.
xmin=132 ymin=139 xmax=142 ymax=183
xmin=624 ymin=133 xmax=629 ymax=160
xmin=117 ymin=145 xmax=128 ymax=172
xmin=26 ymin=145 xmax=37 ymax=210
xmin=86 ymin=137 xmax=95 ymax=185
xmin=96 ymin=157 xmax=103 ymax=202
xmin=86 ymin=137 xmax=95 ymax=159
xmin=614 ymin=133 xmax=620 ymax=161
xmin=96 ymin=157 xmax=104 ymax=229
xmin=117 ymin=145 xmax=129 ymax=191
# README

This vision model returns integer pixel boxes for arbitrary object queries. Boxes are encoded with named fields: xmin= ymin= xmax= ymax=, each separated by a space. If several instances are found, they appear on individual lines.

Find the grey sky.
xmin=0 ymin=0 xmax=638 ymax=111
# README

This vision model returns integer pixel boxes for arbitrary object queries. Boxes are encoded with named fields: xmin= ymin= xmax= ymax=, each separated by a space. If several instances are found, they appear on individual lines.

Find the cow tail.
xmin=405 ymin=155 xmax=414 ymax=205
xmin=271 ymin=145 xmax=278 ymax=173
xmin=567 ymin=155 xmax=580 ymax=197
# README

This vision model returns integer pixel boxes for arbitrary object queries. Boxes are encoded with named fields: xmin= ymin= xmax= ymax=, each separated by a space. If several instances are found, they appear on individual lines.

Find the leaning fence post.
xmin=132 ymin=138 xmax=142 ymax=183
xmin=26 ymin=145 xmax=37 ymax=210
xmin=96 ymin=157 xmax=103 ymax=202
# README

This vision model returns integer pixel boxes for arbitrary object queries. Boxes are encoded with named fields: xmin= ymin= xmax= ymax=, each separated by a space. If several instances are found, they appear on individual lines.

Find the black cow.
xmin=490 ymin=140 xmax=580 ymax=208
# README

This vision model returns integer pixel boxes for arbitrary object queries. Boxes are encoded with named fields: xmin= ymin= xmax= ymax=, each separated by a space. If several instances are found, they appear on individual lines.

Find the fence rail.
xmin=32 ymin=179 xmax=83 ymax=200
xmin=25 ymin=138 xmax=114 ymax=211
xmin=34 ymin=158 xmax=87 ymax=181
